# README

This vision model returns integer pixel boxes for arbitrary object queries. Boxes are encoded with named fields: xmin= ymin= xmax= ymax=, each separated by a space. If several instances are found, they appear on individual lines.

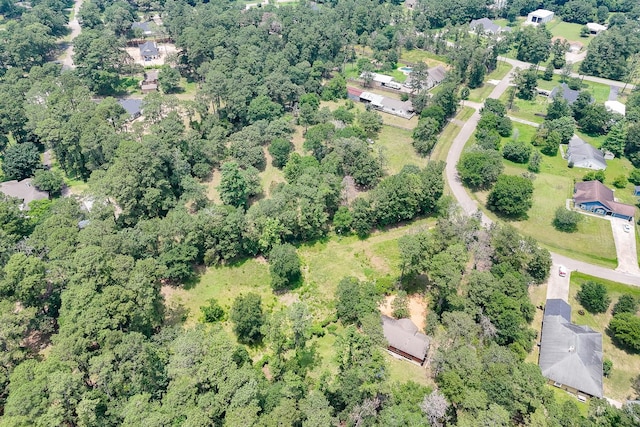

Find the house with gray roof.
xmin=139 ymin=41 xmax=160 ymax=61
xmin=426 ymin=65 xmax=447 ymax=89
xmin=566 ymin=136 xmax=606 ymax=170
xmin=381 ymin=315 xmax=429 ymax=365
xmin=358 ymin=91 xmax=415 ymax=119
xmin=117 ymin=98 xmax=143 ymax=120
xmin=550 ymin=83 xmax=581 ymax=105
xmin=131 ymin=21 xmax=157 ymax=36
xmin=469 ymin=18 xmax=510 ymax=34
xmin=0 ymin=178 xmax=48 ymax=210
xmin=539 ymin=300 xmax=603 ymax=398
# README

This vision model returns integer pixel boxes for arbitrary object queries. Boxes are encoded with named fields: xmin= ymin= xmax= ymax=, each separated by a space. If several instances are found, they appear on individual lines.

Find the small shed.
xmin=381 ymin=315 xmax=429 ymax=365
xmin=527 ymin=9 xmax=554 ymax=25
xmin=586 ymin=23 xmax=606 ymax=35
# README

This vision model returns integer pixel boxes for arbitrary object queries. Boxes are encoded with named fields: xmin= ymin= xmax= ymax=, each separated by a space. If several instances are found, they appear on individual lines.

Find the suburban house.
xmin=526 ymin=9 xmax=554 ymax=25
xmin=381 ymin=315 xmax=430 ymax=365
xmin=426 ymin=65 xmax=447 ymax=89
xmin=550 ymin=83 xmax=582 ymax=105
xmin=469 ymin=18 xmax=510 ymax=34
xmin=360 ymin=72 xmax=403 ymax=90
xmin=574 ymin=180 xmax=635 ymax=221
xmin=565 ymin=136 xmax=607 ymax=170
xmin=139 ymin=41 xmax=160 ymax=61
xmin=604 ymin=100 xmax=625 ymax=116
xmin=131 ymin=21 xmax=157 ymax=36
xmin=348 ymin=87 xmax=415 ymax=119
xmin=118 ymin=98 xmax=143 ymax=121
xmin=586 ymin=22 xmax=607 ymax=35
xmin=141 ymin=69 xmax=159 ymax=93
xmin=0 ymin=178 xmax=48 ymax=210
xmin=539 ymin=299 xmax=603 ymax=399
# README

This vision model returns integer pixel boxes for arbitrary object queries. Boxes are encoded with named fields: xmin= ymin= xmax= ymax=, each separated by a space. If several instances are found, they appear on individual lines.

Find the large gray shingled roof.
xmin=539 ymin=314 xmax=603 ymax=397
xmin=381 ymin=315 xmax=429 ymax=362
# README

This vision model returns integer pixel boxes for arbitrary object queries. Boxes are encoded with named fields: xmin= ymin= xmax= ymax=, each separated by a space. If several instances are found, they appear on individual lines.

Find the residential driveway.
xmin=546 ymin=264 xmax=570 ymax=301
xmin=610 ymin=218 xmax=640 ymax=275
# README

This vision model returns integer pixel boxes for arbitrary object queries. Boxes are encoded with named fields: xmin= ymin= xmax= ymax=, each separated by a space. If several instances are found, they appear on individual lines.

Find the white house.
xmin=586 ymin=22 xmax=607 ymax=35
xmin=526 ymin=9 xmax=554 ymax=25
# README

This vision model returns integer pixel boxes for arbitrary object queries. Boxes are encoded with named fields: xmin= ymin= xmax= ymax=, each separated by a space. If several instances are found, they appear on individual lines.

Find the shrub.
xmin=502 ymin=141 xmax=532 ymax=163
xmin=609 ymin=313 xmax=640 ymax=351
xmin=553 ymin=207 xmax=582 ymax=232
xmin=528 ymin=151 xmax=542 ymax=173
xmin=542 ymin=66 xmax=554 ymax=81
xmin=613 ymin=295 xmax=638 ymax=316
xmin=612 ymin=175 xmax=628 ymax=189
xmin=32 ymin=169 xmax=64 ymax=197
xmin=200 ymin=298 xmax=225 ymax=323
xmin=629 ymin=169 xmax=640 ymax=185
xmin=603 ymin=359 xmax=613 ymax=377
xmin=230 ymin=293 xmax=265 ymax=344
xmin=583 ymin=170 xmax=605 ymax=183
xmin=268 ymin=243 xmax=301 ymax=291
xmin=577 ymin=281 xmax=611 ymax=313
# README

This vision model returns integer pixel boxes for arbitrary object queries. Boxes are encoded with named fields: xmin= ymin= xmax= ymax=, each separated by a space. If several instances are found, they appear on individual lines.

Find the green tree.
xmin=335 ymin=276 xmax=379 ymax=325
xmin=502 ymin=141 xmax=532 ymax=163
xmin=578 ymin=104 xmax=612 ymax=135
xmin=412 ymin=117 xmax=439 ymax=156
xmin=230 ymin=293 xmax=265 ymax=344
xmin=514 ymin=66 xmax=538 ymax=100
xmin=333 ymin=206 xmax=353 ymax=234
xmin=457 ymin=149 xmax=504 ymax=189
xmin=200 ymin=298 xmax=225 ymax=322
xmin=613 ymin=295 xmax=638 ymax=316
xmin=487 ymin=175 xmax=534 ymax=218
xmin=0 ymin=253 xmax=47 ymax=308
xmin=219 ymin=162 xmax=250 ymax=208
xmin=528 ymin=151 xmax=542 ymax=173
xmin=545 ymin=116 xmax=575 ymax=144
xmin=247 ymin=94 xmax=283 ymax=124
xmin=158 ymin=65 xmax=181 ymax=94
xmin=577 ymin=281 xmax=611 ymax=313
xmin=392 ymin=290 xmax=410 ymax=318
xmin=268 ymin=138 xmax=293 ymax=169
xmin=602 ymin=121 xmax=627 ymax=158
xmin=553 ymin=207 xmax=582 ymax=232
xmin=358 ymin=109 xmax=383 ymax=138
xmin=612 ymin=175 xmax=628 ymax=189
xmin=322 ymin=75 xmax=347 ymax=100
xmin=268 ymin=243 xmax=301 ymax=291
xmin=2 ymin=142 xmax=40 ymax=180
xmin=546 ymin=96 xmax=572 ymax=121
xmin=516 ymin=26 xmax=552 ymax=65
xmin=32 ymin=169 xmax=64 ymax=197
xmin=609 ymin=313 xmax=640 ymax=351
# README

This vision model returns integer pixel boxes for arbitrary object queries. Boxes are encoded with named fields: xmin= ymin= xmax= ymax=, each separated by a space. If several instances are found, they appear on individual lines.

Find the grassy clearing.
xmin=550 ymin=386 xmax=589 ymax=416
xmin=547 ymin=19 xmax=591 ymax=46
xmin=260 ymin=148 xmax=286 ymax=198
xmin=376 ymin=125 xmax=426 ymax=175
xmin=467 ymin=62 xmax=513 ymax=103
xmin=343 ymin=62 xmax=408 ymax=83
xmin=167 ymin=217 xmax=435 ymax=325
xmin=399 ymin=49 xmax=448 ymax=67
xmin=569 ymin=272 xmax=640 ymax=400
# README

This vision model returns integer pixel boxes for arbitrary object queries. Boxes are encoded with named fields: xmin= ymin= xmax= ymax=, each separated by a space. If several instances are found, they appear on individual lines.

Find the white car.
xmin=623 ymin=224 xmax=631 ymax=233
xmin=558 ymin=265 xmax=567 ymax=277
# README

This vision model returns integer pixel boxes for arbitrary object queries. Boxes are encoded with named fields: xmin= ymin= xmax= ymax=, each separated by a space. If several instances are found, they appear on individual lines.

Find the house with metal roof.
xmin=381 ymin=315 xmax=429 ymax=365
xmin=526 ymin=9 xmax=554 ymax=25
xmin=357 ymin=91 xmax=415 ymax=119
xmin=566 ymin=136 xmax=607 ymax=170
xmin=539 ymin=300 xmax=603 ymax=398
xmin=574 ymin=180 xmax=635 ymax=221
xmin=0 ymin=178 xmax=48 ymax=210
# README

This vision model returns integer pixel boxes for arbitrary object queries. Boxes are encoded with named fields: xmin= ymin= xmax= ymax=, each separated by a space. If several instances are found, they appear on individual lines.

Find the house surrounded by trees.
xmin=381 ymin=315 xmax=430 ymax=365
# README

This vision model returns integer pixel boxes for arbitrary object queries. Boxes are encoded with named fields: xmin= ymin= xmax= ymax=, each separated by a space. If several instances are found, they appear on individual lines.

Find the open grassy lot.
xmin=467 ymin=61 xmax=513 ymax=103
xmin=376 ymin=125 xmax=426 ymax=174
xmin=568 ymin=273 xmax=640 ymax=401
xmin=399 ymin=48 xmax=448 ymax=67
xmin=547 ymin=19 xmax=591 ymax=46
xmin=166 ymin=217 xmax=435 ymax=325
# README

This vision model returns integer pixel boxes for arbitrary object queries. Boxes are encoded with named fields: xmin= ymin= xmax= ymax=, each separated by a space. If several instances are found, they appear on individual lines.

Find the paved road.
xmin=444 ymin=62 xmax=640 ymax=287
xmin=59 ymin=0 xmax=83 ymax=70
xmin=499 ymin=57 xmax=636 ymax=91
xmin=508 ymin=116 xmax=540 ymax=127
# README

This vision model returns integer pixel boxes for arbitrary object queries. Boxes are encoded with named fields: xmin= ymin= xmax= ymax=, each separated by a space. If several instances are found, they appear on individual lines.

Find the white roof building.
xmin=586 ymin=22 xmax=607 ymax=34
xmin=604 ymin=100 xmax=625 ymax=116
xmin=526 ymin=9 xmax=554 ymax=25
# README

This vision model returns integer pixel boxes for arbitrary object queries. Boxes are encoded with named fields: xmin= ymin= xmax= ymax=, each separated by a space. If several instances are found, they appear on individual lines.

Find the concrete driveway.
xmin=546 ymin=264 xmax=571 ymax=301
xmin=611 ymin=218 xmax=640 ymax=275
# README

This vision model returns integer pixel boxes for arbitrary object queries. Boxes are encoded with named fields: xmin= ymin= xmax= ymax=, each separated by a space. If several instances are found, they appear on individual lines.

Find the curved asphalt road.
xmin=445 ymin=63 xmax=640 ymax=286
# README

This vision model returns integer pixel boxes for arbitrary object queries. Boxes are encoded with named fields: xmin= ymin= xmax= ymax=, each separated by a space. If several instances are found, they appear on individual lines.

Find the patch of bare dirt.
xmin=255 ymin=255 xmax=268 ymax=265
xmin=278 ymin=293 xmax=300 ymax=306
xmin=379 ymin=295 xmax=395 ymax=317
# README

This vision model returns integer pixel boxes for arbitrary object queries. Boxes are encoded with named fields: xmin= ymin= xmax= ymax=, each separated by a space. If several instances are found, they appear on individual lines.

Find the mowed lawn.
xmin=547 ymin=19 xmax=592 ymax=46
xmin=376 ymin=125 xmax=427 ymax=174
xmin=568 ymin=273 xmax=640 ymax=401
xmin=467 ymin=61 xmax=513 ymax=103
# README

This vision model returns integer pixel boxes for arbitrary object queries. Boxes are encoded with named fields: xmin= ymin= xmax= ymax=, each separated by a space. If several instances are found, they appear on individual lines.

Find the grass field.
xmin=467 ymin=61 xmax=513 ymax=103
xmin=568 ymin=273 xmax=640 ymax=400
xmin=376 ymin=125 xmax=426 ymax=174
xmin=399 ymin=49 xmax=448 ymax=67
xmin=547 ymin=19 xmax=592 ymax=46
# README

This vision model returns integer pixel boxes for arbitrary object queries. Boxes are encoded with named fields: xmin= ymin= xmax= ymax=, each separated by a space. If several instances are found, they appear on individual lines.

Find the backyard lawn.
xmin=568 ymin=273 xmax=640 ymax=401
xmin=546 ymin=19 xmax=592 ymax=46
xmin=376 ymin=125 xmax=427 ymax=174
